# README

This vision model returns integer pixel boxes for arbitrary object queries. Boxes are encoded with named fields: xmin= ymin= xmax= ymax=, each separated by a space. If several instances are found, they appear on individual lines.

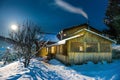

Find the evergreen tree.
xmin=104 ymin=0 xmax=120 ymax=43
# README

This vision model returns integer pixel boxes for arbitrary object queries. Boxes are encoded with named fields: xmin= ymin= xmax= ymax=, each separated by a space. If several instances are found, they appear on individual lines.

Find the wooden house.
xmin=48 ymin=24 xmax=115 ymax=64
xmin=41 ymin=24 xmax=116 ymax=65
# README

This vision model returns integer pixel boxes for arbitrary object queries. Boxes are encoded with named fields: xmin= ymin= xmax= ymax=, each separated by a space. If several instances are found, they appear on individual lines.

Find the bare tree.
xmin=2 ymin=48 xmax=11 ymax=65
xmin=9 ymin=21 xmax=48 ymax=67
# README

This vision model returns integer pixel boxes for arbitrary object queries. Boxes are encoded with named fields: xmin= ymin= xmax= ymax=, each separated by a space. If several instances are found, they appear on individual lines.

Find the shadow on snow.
xmin=7 ymin=61 xmax=63 ymax=80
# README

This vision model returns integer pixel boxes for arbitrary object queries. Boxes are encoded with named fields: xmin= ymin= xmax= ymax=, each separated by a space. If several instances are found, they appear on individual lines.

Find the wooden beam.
xmin=84 ymin=42 xmax=86 ymax=53
xmin=98 ymin=42 xmax=100 ymax=53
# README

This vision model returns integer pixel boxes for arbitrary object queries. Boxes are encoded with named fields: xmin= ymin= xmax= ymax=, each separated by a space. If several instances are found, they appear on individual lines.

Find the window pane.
xmin=86 ymin=43 xmax=98 ymax=52
xmin=100 ymin=43 xmax=110 ymax=52
xmin=51 ymin=46 xmax=55 ymax=53
xmin=71 ymin=42 xmax=84 ymax=52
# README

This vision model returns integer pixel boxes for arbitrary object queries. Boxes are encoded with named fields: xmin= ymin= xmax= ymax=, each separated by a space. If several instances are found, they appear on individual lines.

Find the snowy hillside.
xmin=0 ymin=58 xmax=120 ymax=80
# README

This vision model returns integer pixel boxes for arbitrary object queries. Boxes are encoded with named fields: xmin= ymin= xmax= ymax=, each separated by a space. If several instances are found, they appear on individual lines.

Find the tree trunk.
xmin=24 ymin=58 xmax=30 ymax=68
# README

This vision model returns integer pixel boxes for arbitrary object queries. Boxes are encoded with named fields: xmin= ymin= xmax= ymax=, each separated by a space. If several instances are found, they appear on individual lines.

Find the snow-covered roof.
xmin=48 ymin=28 xmax=116 ymax=47
xmin=84 ymin=29 xmax=116 ymax=43
xmin=47 ymin=34 xmax=83 ymax=47
xmin=74 ymin=28 xmax=116 ymax=43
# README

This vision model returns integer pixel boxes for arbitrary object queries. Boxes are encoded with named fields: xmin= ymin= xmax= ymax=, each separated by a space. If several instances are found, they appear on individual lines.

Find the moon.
xmin=11 ymin=24 xmax=18 ymax=31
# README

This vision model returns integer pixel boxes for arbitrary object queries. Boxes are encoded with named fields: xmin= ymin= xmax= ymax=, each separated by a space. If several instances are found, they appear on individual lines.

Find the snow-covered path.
xmin=20 ymin=59 xmax=63 ymax=80
xmin=45 ymin=59 xmax=94 ymax=80
xmin=0 ymin=59 xmax=94 ymax=80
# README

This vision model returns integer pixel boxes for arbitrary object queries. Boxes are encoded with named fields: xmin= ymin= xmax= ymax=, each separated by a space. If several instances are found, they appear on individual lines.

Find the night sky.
xmin=0 ymin=0 xmax=108 ymax=35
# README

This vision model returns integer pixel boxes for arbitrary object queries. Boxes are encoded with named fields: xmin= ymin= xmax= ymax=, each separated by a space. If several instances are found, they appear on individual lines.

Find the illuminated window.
xmin=51 ymin=46 xmax=55 ymax=53
xmin=63 ymin=34 xmax=66 ymax=36
xmin=71 ymin=42 xmax=84 ymax=52
xmin=79 ymin=46 xmax=84 ymax=51
xmin=46 ymin=48 xmax=48 ymax=52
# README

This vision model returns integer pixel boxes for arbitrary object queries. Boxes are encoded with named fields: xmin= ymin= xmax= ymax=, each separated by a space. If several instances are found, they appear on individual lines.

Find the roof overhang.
xmin=73 ymin=28 xmax=116 ymax=43
xmin=84 ymin=29 xmax=116 ymax=43
xmin=47 ymin=34 xmax=83 ymax=47
xmin=47 ymin=28 xmax=116 ymax=47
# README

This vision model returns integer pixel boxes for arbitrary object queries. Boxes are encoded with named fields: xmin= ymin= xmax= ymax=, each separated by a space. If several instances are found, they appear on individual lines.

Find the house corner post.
xmin=98 ymin=42 xmax=100 ymax=53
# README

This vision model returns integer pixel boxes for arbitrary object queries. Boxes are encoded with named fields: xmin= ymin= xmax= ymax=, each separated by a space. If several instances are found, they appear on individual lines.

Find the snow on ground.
xmin=45 ymin=59 xmax=94 ymax=80
xmin=0 ymin=61 xmax=29 ymax=80
xmin=0 ymin=59 xmax=94 ymax=80
xmin=0 ymin=58 xmax=120 ymax=80
xmin=112 ymin=44 xmax=120 ymax=51
xmin=70 ymin=60 xmax=120 ymax=80
xmin=0 ymin=62 xmax=3 ymax=67
xmin=46 ymin=59 xmax=120 ymax=80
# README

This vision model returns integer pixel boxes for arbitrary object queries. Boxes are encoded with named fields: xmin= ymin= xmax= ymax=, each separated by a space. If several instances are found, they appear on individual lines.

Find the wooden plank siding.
xmin=56 ymin=54 xmax=68 ymax=64
xmin=56 ymin=30 xmax=113 ymax=64
xmin=67 ymin=52 xmax=112 ymax=64
xmin=55 ymin=44 xmax=69 ymax=64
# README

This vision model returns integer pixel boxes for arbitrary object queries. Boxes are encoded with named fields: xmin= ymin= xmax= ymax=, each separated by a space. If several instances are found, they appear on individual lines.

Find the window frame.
xmin=86 ymin=42 xmax=98 ymax=52
xmin=100 ymin=43 xmax=111 ymax=52
xmin=71 ymin=42 xmax=84 ymax=52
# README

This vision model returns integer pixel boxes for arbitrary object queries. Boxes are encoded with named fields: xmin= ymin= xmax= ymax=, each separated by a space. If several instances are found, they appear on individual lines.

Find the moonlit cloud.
xmin=55 ymin=0 xmax=88 ymax=19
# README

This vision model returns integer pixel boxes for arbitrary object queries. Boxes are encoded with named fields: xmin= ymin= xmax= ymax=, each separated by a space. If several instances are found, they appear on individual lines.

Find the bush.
xmin=112 ymin=49 xmax=120 ymax=59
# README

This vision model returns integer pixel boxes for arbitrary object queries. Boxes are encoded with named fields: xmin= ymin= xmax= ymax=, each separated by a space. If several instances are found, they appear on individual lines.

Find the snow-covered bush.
xmin=112 ymin=45 xmax=120 ymax=59
xmin=112 ymin=50 xmax=120 ymax=59
xmin=2 ymin=48 xmax=19 ymax=65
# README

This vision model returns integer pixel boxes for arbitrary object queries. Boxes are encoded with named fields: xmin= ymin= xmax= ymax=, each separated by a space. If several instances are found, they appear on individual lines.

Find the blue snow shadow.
xmin=7 ymin=61 xmax=63 ymax=80
xmin=7 ymin=74 xmax=22 ymax=80
xmin=70 ymin=60 xmax=120 ymax=80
